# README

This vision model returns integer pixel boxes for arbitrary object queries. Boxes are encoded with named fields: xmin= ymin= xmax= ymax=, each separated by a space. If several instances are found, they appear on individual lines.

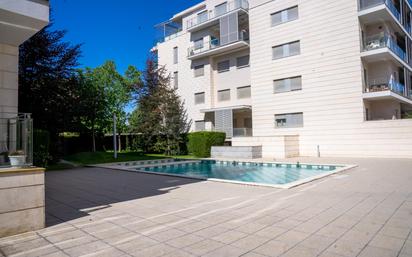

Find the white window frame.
xmin=271 ymin=6 xmax=299 ymax=27
xmin=236 ymin=55 xmax=250 ymax=69
xmin=217 ymin=60 xmax=230 ymax=73
xmin=194 ymin=65 xmax=205 ymax=77
xmin=237 ymin=85 xmax=251 ymax=99
xmin=194 ymin=92 xmax=205 ymax=105
xmin=274 ymin=112 xmax=303 ymax=128
xmin=273 ymin=76 xmax=302 ymax=94
xmin=173 ymin=47 xmax=178 ymax=64
xmin=217 ymin=89 xmax=231 ymax=101
xmin=272 ymin=41 xmax=300 ymax=60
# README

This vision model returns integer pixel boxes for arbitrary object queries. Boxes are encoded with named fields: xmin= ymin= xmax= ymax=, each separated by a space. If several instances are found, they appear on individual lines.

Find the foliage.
xmin=187 ymin=132 xmax=226 ymax=158
xmin=130 ymin=57 xmax=191 ymax=155
xmin=77 ymin=61 xmax=141 ymax=152
xmin=64 ymin=151 xmax=164 ymax=165
xmin=33 ymin=130 xmax=50 ymax=167
xmin=18 ymin=24 xmax=82 ymax=159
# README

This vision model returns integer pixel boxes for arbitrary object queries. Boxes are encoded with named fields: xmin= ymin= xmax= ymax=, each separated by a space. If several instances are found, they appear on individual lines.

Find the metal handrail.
xmin=365 ymin=76 xmax=405 ymax=96
xmin=186 ymin=0 xmax=249 ymax=29
xmin=359 ymin=0 xmax=400 ymax=21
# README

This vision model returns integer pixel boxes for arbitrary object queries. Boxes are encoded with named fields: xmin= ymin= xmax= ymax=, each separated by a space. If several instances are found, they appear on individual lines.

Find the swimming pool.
xmin=138 ymin=160 xmax=354 ymax=188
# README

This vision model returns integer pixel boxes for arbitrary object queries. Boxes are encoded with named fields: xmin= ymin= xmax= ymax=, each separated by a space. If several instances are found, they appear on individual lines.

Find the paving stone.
xmin=254 ymin=225 xmax=287 ymax=239
xmin=63 ymin=240 xmax=111 ymax=257
xmin=240 ymin=252 xmax=267 ymax=257
xmin=368 ymin=234 xmax=405 ymax=252
xmin=281 ymin=245 xmax=320 ymax=257
xmin=183 ymin=239 xmax=224 ymax=256
xmin=253 ymin=240 xmax=293 ymax=257
xmin=166 ymin=234 xmax=204 ymax=248
xmin=316 ymin=225 xmax=348 ymax=239
xmin=235 ymin=222 xmax=267 ymax=234
xmin=400 ymin=240 xmax=412 ymax=254
xmin=298 ymin=234 xmax=336 ymax=252
xmin=379 ymin=226 xmax=410 ymax=239
xmin=231 ymin=234 xmax=269 ymax=251
xmin=326 ymin=239 xmax=365 ymax=257
xmin=115 ymin=236 xmax=158 ymax=252
xmin=193 ymin=225 xmax=229 ymax=238
xmin=357 ymin=246 xmax=398 ymax=257
xmin=212 ymin=229 xmax=248 ymax=244
xmin=202 ymin=245 xmax=248 ymax=257
xmin=161 ymin=249 xmax=196 ymax=257
xmin=149 ymin=228 xmax=186 ymax=242
xmin=130 ymin=243 xmax=176 ymax=257
xmin=276 ymin=230 xmax=310 ymax=245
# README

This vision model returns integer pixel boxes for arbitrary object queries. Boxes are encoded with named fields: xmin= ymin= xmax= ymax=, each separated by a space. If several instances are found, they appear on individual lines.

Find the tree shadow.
xmin=45 ymin=167 xmax=200 ymax=226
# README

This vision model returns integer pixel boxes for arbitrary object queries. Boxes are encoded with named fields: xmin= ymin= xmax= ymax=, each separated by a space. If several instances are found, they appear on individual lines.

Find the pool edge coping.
xmin=87 ymin=160 xmax=358 ymax=189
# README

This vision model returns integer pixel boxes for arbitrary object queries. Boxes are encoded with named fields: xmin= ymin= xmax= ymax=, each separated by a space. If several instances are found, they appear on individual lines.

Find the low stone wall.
xmin=211 ymin=146 xmax=263 ymax=159
xmin=0 ymin=167 xmax=45 ymax=238
xmin=232 ymin=136 xmax=300 ymax=159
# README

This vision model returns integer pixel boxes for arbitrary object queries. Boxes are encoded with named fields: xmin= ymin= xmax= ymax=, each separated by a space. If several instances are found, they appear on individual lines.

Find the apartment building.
xmin=154 ymin=0 xmax=412 ymax=158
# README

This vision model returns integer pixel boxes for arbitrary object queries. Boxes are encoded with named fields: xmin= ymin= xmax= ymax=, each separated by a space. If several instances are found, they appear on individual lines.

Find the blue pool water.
xmin=141 ymin=160 xmax=341 ymax=186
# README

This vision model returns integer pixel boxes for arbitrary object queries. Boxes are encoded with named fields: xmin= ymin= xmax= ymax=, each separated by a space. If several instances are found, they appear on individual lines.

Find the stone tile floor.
xmin=0 ymin=157 xmax=411 ymax=257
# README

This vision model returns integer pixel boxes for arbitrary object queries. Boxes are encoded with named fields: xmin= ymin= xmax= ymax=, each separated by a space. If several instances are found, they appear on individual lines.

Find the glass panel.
xmin=173 ymin=47 xmax=178 ymax=64
xmin=275 ymin=113 xmax=303 ymax=128
xmin=194 ymin=65 xmax=204 ymax=77
xmin=272 ymin=45 xmax=284 ymax=59
xmin=173 ymin=72 xmax=178 ymax=89
xmin=290 ymin=76 xmax=302 ymax=90
xmin=236 ymin=55 xmax=250 ymax=68
xmin=271 ymin=12 xmax=282 ymax=26
xmin=237 ymin=86 xmax=251 ymax=99
xmin=197 ymin=11 xmax=208 ymax=24
xmin=218 ymin=89 xmax=231 ymax=101
xmin=215 ymin=2 xmax=228 ymax=17
xmin=220 ymin=13 xmax=238 ymax=45
xmin=194 ymin=38 xmax=204 ymax=50
xmin=289 ymin=41 xmax=301 ymax=56
xmin=195 ymin=92 xmax=205 ymax=104
xmin=217 ymin=60 xmax=230 ymax=73
xmin=288 ymin=6 xmax=299 ymax=21
xmin=195 ymin=121 xmax=205 ymax=131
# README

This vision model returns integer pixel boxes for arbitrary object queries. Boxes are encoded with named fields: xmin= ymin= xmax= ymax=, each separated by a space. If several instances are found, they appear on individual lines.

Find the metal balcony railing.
xmin=0 ymin=113 xmax=33 ymax=168
xmin=187 ymin=31 xmax=249 ymax=57
xmin=186 ymin=0 xmax=249 ymax=29
xmin=363 ymin=33 xmax=407 ymax=61
xmin=365 ymin=76 xmax=406 ymax=96
xmin=233 ymin=128 xmax=252 ymax=137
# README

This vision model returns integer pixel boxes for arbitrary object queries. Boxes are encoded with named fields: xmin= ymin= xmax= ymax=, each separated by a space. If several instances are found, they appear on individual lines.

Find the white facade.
xmin=0 ymin=0 xmax=49 ymax=118
xmin=154 ymin=0 xmax=412 ymax=158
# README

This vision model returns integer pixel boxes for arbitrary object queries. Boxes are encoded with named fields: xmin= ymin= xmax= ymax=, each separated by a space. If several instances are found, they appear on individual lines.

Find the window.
xmin=195 ymin=121 xmax=205 ymax=131
xmin=218 ymin=89 xmax=230 ymax=101
xmin=173 ymin=47 xmax=178 ymax=64
xmin=194 ymin=65 xmax=204 ymax=77
xmin=195 ymin=92 xmax=205 ymax=104
xmin=272 ymin=41 xmax=300 ymax=59
xmin=237 ymin=86 xmax=251 ymax=99
xmin=194 ymin=38 xmax=204 ymax=50
xmin=271 ymin=6 xmax=299 ymax=26
xmin=236 ymin=55 xmax=250 ymax=68
xmin=173 ymin=72 xmax=178 ymax=89
xmin=217 ymin=60 xmax=230 ymax=73
xmin=275 ymin=112 xmax=303 ymax=128
xmin=274 ymin=76 xmax=302 ymax=93
xmin=197 ymin=11 xmax=208 ymax=24
xmin=215 ymin=2 xmax=227 ymax=17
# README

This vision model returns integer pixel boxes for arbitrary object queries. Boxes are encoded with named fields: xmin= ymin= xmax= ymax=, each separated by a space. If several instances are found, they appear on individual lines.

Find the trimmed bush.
xmin=33 ymin=129 xmax=50 ymax=167
xmin=188 ymin=131 xmax=226 ymax=157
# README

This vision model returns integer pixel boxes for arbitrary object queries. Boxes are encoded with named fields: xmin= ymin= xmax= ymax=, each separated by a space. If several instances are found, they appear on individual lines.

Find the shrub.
xmin=33 ymin=129 xmax=50 ymax=167
xmin=188 ymin=132 xmax=226 ymax=157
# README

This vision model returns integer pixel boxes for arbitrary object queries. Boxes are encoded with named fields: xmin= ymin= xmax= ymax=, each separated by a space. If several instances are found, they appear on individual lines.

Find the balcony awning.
xmin=200 ymin=105 xmax=251 ymax=113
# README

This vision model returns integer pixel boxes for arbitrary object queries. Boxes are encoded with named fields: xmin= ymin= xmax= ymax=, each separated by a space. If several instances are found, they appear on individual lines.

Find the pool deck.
xmin=0 ymin=157 xmax=412 ymax=257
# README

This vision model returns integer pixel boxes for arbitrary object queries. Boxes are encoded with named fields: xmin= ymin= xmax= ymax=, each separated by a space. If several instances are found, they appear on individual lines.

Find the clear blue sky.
xmin=50 ymin=0 xmax=200 ymax=73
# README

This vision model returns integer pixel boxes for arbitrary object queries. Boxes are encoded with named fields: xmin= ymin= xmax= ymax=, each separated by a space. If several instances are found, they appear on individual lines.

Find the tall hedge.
xmin=188 ymin=132 xmax=226 ymax=158
xmin=33 ymin=129 xmax=50 ymax=167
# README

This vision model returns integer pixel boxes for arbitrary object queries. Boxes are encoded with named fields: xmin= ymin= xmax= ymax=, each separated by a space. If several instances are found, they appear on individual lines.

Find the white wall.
xmin=0 ymin=44 xmax=19 ymax=119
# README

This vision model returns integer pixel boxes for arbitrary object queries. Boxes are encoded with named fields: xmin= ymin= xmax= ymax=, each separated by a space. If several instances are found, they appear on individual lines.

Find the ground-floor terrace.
xmin=0 ymin=157 xmax=411 ymax=257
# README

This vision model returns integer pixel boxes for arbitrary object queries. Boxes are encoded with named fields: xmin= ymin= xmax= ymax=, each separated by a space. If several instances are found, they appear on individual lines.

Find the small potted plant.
xmin=8 ymin=150 xmax=27 ymax=168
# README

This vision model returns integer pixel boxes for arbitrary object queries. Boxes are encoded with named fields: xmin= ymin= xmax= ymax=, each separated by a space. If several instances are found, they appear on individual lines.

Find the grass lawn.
xmin=62 ymin=151 xmax=197 ymax=166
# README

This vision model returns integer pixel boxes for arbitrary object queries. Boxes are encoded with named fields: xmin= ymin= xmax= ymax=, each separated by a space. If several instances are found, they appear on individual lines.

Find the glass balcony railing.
xmin=0 ymin=113 xmax=33 ymax=168
xmin=359 ymin=0 xmax=401 ymax=21
xmin=187 ymin=31 xmax=249 ymax=57
xmin=365 ymin=76 xmax=406 ymax=96
xmin=363 ymin=33 xmax=406 ymax=61
xmin=186 ymin=0 xmax=249 ymax=29
xmin=233 ymin=128 xmax=252 ymax=137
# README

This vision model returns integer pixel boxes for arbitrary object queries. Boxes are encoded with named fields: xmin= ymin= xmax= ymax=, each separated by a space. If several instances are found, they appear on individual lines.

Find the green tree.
xmin=77 ymin=61 xmax=140 ymax=152
xmin=131 ymin=57 xmax=191 ymax=155
xmin=18 ymin=24 xmax=82 ymax=158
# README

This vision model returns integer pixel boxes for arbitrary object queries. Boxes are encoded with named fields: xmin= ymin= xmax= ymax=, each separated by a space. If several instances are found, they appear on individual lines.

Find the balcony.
xmin=186 ymin=0 xmax=249 ymax=32
xmin=363 ymin=77 xmax=412 ymax=105
xmin=187 ymin=31 xmax=249 ymax=60
xmin=359 ymin=0 xmax=411 ymax=37
xmin=361 ymin=33 xmax=409 ymax=69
